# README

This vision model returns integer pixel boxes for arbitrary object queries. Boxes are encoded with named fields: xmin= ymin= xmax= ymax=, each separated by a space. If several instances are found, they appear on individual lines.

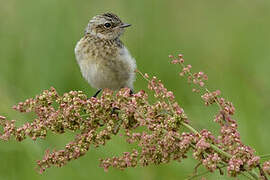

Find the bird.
xmin=75 ymin=13 xmax=136 ymax=97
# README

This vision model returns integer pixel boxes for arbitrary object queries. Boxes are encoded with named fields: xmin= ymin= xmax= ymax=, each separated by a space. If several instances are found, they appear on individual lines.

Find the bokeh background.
xmin=1 ymin=0 xmax=270 ymax=179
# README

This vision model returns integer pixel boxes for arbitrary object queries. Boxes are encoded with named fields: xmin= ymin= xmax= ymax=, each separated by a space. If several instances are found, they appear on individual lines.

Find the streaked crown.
xmin=85 ymin=13 xmax=131 ymax=40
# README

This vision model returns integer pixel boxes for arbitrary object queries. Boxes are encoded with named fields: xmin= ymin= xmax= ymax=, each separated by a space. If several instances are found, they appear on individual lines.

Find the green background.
xmin=0 ymin=0 xmax=270 ymax=179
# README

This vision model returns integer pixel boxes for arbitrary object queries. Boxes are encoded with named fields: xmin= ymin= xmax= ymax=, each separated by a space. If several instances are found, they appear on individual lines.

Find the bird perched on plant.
xmin=75 ymin=13 xmax=136 ymax=97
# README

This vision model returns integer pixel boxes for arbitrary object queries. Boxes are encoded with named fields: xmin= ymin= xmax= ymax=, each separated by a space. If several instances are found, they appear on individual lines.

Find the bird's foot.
xmin=92 ymin=89 xmax=102 ymax=98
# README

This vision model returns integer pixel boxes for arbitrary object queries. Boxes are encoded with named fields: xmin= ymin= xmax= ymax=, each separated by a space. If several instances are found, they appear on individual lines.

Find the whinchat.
xmin=75 ymin=13 xmax=136 ymax=97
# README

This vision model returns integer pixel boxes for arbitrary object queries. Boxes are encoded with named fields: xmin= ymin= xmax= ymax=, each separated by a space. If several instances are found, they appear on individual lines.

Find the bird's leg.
xmin=92 ymin=89 xmax=102 ymax=98
xmin=129 ymin=89 xmax=134 ymax=95
xmin=111 ymin=88 xmax=134 ymax=134
xmin=111 ymin=107 xmax=121 ymax=134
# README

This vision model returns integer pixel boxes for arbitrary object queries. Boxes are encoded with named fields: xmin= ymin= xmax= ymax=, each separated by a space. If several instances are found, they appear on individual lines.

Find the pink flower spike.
xmin=171 ymin=59 xmax=180 ymax=64
xmin=144 ymin=73 xmax=149 ymax=78
xmin=0 ymin=116 xmax=6 ymax=120
xmin=198 ymin=72 xmax=204 ymax=76
xmin=179 ymin=58 xmax=184 ymax=63
xmin=263 ymin=161 xmax=270 ymax=175
xmin=199 ymin=81 xmax=205 ymax=87
xmin=178 ymin=54 xmax=183 ymax=58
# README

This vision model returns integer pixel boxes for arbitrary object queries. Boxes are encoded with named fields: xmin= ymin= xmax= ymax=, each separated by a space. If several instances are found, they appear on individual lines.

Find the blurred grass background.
xmin=1 ymin=0 xmax=270 ymax=179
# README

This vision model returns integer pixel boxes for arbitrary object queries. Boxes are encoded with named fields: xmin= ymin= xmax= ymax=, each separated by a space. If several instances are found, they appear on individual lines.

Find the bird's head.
xmin=85 ymin=13 xmax=131 ymax=40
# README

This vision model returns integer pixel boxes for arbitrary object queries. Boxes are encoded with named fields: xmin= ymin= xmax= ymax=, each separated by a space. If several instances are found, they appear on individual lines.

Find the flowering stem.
xmin=178 ymin=62 xmax=223 ymax=110
xmin=181 ymin=122 xmax=231 ymax=158
xmin=137 ymin=68 xmax=234 ymax=160
xmin=189 ymin=144 xmax=257 ymax=180
xmin=137 ymin=68 xmax=260 ymax=179
xmin=181 ymin=122 xmax=260 ymax=179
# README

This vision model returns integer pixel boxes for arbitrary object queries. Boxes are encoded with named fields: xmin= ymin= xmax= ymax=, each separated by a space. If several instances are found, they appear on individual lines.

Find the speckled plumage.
xmin=75 ymin=13 xmax=136 ymax=91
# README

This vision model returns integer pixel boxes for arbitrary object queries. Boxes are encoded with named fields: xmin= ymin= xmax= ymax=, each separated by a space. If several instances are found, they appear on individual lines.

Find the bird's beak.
xmin=120 ymin=23 xmax=131 ymax=28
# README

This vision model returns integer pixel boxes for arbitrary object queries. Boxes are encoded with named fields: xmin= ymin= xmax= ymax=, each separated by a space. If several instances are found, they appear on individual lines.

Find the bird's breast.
xmin=75 ymin=37 xmax=136 ymax=90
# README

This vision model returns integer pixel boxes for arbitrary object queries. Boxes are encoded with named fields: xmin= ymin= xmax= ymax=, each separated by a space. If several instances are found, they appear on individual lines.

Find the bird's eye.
xmin=104 ymin=23 xmax=112 ymax=28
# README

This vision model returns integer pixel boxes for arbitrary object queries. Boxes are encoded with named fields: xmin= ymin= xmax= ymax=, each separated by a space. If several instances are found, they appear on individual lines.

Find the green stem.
xmin=249 ymin=170 xmax=260 ymax=180
xmin=186 ymin=165 xmax=255 ymax=180
xmin=260 ymin=154 xmax=270 ymax=159
xmin=241 ymin=173 xmax=257 ymax=180
xmin=186 ymin=166 xmax=224 ymax=180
